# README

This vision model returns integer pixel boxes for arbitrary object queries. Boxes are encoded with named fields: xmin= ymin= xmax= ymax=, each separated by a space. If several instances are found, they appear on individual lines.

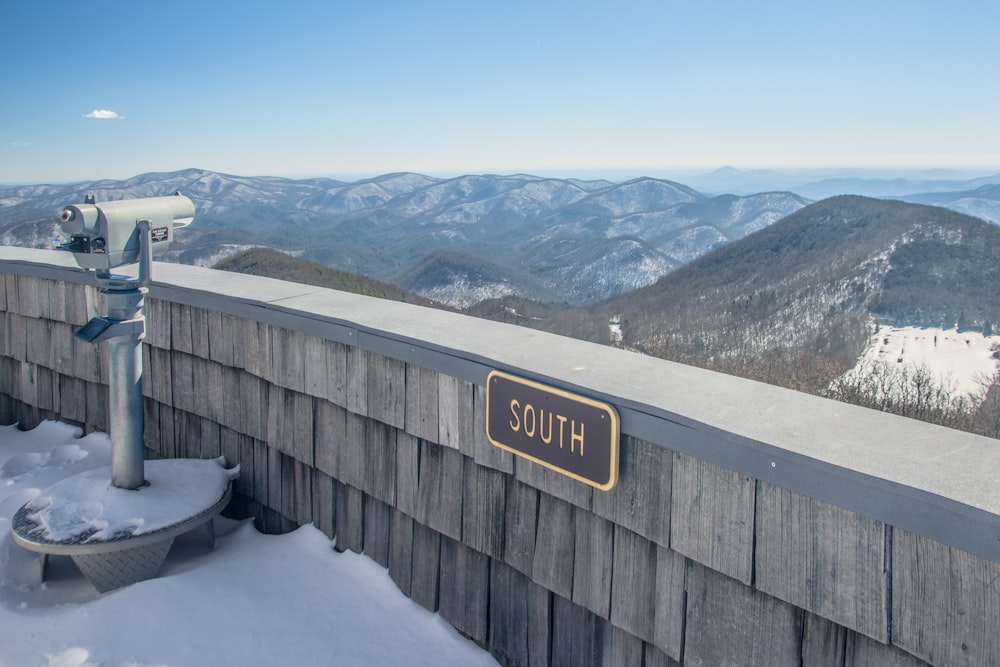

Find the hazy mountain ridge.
xmin=897 ymin=183 xmax=1000 ymax=224
xmin=684 ymin=165 xmax=1000 ymax=198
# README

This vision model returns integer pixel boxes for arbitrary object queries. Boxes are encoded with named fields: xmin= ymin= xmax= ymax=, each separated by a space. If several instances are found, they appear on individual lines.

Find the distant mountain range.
xmin=680 ymin=165 xmax=1000 ymax=201
xmin=1 ymin=168 xmax=998 ymax=310
xmin=0 ymin=168 xmax=808 ymax=305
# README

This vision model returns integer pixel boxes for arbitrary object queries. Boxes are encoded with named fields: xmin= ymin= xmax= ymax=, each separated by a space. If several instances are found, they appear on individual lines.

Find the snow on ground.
xmin=843 ymin=325 xmax=1000 ymax=400
xmin=0 ymin=421 xmax=499 ymax=667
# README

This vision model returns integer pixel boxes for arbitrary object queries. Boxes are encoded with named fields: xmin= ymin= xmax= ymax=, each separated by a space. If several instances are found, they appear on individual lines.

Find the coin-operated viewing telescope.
xmin=59 ymin=192 xmax=194 ymax=276
xmin=56 ymin=192 xmax=195 ymax=489
xmin=11 ymin=194 xmax=233 ymax=595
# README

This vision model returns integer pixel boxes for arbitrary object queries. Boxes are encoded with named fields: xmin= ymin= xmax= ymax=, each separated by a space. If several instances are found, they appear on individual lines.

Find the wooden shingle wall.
xmin=5 ymin=267 xmax=1000 ymax=666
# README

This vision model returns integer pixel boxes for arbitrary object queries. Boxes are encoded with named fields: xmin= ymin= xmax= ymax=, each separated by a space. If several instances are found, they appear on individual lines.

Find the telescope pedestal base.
xmin=10 ymin=458 xmax=235 ymax=593
xmin=70 ymin=538 xmax=175 ymax=593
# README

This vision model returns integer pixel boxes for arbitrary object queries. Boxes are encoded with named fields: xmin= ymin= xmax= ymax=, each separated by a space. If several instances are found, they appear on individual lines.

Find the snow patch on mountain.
xmin=657 ymin=226 xmax=729 ymax=263
xmin=413 ymin=277 xmax=515 ymax=309
xmin=839 ymin=325 xmax=1000 ymax=403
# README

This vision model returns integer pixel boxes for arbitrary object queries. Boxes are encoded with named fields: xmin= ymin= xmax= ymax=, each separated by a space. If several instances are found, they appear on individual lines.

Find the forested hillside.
xmin=539 ymin=197 xmax=1000 ymax=391
xmin=213 ymin=247 xmax=444 ymax=308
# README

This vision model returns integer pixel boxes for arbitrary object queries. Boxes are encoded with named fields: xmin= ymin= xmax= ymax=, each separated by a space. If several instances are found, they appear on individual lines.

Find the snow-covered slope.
xmin=840 ymin=325 xmax=1000 ymax=402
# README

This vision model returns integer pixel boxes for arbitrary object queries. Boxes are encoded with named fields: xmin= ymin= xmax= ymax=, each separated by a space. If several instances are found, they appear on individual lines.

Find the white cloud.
xmin=84 ymin=109 xmax=124 ymax=120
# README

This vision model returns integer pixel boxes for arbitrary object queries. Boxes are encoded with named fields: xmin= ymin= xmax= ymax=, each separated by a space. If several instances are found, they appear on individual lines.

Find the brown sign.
xmin=486 ymin=370 xmax=620 ymax=490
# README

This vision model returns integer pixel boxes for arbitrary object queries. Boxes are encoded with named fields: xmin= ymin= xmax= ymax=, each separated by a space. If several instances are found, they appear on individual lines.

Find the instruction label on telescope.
xmin=486 ymin=370 xmax=619 ymax=490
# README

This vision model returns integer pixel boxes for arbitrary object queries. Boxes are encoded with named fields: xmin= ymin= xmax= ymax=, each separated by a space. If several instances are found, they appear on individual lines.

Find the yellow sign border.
xmin=486 ymin=370 xmax=620 ymax=491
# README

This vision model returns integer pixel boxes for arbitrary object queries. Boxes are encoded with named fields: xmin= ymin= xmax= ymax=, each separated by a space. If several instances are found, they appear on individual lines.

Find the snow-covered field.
xmin=0 ymin=421 xmax=498 ymax=667
xmin=841 ymin=325 xmax=1000 ymax=401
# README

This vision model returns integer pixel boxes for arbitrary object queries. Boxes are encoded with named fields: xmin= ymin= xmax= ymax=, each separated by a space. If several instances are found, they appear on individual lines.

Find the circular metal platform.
xmin=10 ymin=458 xmax=236 ymax=592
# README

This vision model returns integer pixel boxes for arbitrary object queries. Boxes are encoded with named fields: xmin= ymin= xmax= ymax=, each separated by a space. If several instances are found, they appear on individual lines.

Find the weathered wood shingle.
xmin=652 ymin=545 xmax=686 ymax=660
xmin=592 ymin=435 xmax=671 ymax=547
xmin=85 ymin=375 xmax=108 ymax=432
xmin=487 ymin=560 xmax=524 ymax=662
xmin=572 ymin=510 xmax=614 ymax=619
xmin=72 ymin=333 xmax=103 ymax=384
xmin=601 ymin=625 xmax=646 ymax=667
xmin=366 ymin=352 xmax=405 ymax=429
xmin=409 ymin=522 xmax=441 ymax=612
xmin=252 ymin=437 xmax=269 ymax=510
xmin=334 ymin=481 xmax=364 ymax=554
xmin=144 ymin=297 xmax=171 ymax=349
xmin=345 ymin=345 xmax=367 ymax=416
xmin=461 ymin=457 xmax=506 ymax=559
xmin=388 ymin=509 xmax=414 ymax=596
xmin=6 ymin=314 xmax=26 ymax=363
xmin=393 ymin=431 xmax=420 ymax=518
xmin=43 ymin=280 xmax=67 ymax=324
xmin=49 ymin=321 xmax=74 ymax=376
xmin=550 ymin=594 xmax=603 ymax=667
xmin=59 ymin=374 xmax=86 ymax=424
xmin=755 ymin=481 xmax=890 ymax=642
xmin=684 ymin=562 xmax=803 ymax=666
xmin=291 ymin=391 xmax=314 ymax=466
xmin=170 ymin=302 xmax=194 ymax=354
xmin=609 ymin=526 xmax=658 ymax=645
xmin=313 ymin=398 xmax=345 ymax=478
xmin=302 ymin=333 xmax=328 ymax=399
xmin=414 ymin=441 xmax=464 ymax=541
xmin=271 ymin=327 xmax=305 ymax=394
xmin=504 ymin=477 xmax=539 ymax=577
xmin=801 ymin=613 xmax=849 ymax=666
xmin=362 ymin=495 xmax=390 ymax=567
xmin=176 ymin=354 xmax=203 ymax=420
xmin=238 ymin=370 xmax=267 ymax=441
xmin=438 ymin=373 xmax=474 ymax=453
xmin=891 ymin=528 xmax=1000 ymax=666
xmin=338 ymin=412 xmax=367 ymax=491
xmin=438 ymin=536 xmax=490 ymax=643
xmin=14 ymin=275 xmax=41 ymax=318
xmin=405 ymin=364 xmax=438 ymax=442
xmin=532 ymin=492 xmax=576 ymax=599
xmin=24 ymin=316 xmax=51 ymax=368
xmin=311 ymin=468 xmax=336 ymax=539
xmin=364 ymin=419 xmax=396 ymax=505
xmin=670 ymin=451 xmax=755 ymax=585
xmin=203 ymin=357 xmax=226 ymax=424
xmin=266 ymin=384 xmax=293 ymax=457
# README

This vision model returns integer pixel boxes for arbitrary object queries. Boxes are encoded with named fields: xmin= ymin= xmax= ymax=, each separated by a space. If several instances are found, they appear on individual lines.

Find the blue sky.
xmin=2 ymin=0 xmax=999 ymax=183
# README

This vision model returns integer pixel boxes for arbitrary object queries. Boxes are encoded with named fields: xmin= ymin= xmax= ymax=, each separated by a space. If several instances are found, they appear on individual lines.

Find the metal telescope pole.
xmin=99 ymin=219 xmax=154 ymax=490
xmin=105 ymin=284 xmax=146 ymax=489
